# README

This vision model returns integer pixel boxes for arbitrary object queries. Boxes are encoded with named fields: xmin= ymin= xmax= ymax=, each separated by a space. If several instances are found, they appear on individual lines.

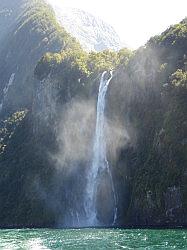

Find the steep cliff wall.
xmin=0 ymin=0 xmax=83 ymax=228
xmin=107 ymin=18 xmax=187 ymax=227
xmin=0 ymin=0 xmax=79 ymax=116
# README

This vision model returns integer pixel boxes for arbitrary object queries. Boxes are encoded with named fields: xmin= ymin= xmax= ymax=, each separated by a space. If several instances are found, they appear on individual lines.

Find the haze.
xmin=47 ymin=0 xmax=187 ymax=49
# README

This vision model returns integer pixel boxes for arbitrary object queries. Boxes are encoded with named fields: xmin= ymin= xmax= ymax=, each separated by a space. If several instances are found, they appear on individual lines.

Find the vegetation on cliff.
xmin=35 ymin=47 xmax=132 ymax=80
xmin=109 ymin=18 xmax=187 ymax=225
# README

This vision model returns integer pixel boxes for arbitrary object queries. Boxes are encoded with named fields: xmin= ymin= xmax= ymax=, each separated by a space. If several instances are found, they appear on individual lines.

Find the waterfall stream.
xmin=0 ymin=73 xmax=15 ymax=112
xmin=84 ymin=71 xmax=117 ymax=227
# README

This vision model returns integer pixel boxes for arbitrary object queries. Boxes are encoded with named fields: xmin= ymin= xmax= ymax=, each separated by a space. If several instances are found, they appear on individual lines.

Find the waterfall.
xmin=84 ymin=71 xmax=117 ymax=227
xmin=0 ymin=73 xmax=15 ymax=112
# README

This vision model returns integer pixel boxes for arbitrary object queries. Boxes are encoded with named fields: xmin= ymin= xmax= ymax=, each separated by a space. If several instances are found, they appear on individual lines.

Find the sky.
xmin=48 ymin=0 xmax=187 ymax=49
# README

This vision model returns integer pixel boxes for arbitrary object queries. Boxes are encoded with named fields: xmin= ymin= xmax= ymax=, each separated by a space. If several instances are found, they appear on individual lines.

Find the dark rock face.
xmin=126 ymin=186 xmax=185 ymax=227
xmin=164 ymin=186 xmax=183 ymax=223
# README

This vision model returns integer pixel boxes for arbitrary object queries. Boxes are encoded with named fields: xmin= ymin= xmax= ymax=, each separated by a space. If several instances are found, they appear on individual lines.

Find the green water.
xmin=0 ymin=228 xmax=186 ymax=249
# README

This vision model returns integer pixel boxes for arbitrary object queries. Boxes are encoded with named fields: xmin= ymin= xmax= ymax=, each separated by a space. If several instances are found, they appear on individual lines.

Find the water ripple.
xmin=0 ymin=228 xmax=186 ymax=249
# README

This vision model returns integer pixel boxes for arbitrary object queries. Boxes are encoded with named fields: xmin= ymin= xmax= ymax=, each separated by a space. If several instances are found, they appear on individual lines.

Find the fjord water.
xmin=84 ymin=71 xmax=117 ymax=227
xmin=0 ymin=228 xmax=186 ymax=249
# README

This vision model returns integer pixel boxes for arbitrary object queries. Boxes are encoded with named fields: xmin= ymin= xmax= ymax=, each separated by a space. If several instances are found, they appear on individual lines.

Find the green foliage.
xmin=149 ymin=18 xmax=187 ymax=47
xmin=60 ymin=48 xmax=90 ymax=76
xmin=160 ymin=22 xmax=187 ymax=44
xmin=35 ymin=47 xmax=133 ymax=83
xmin=87 ymin=50 xmax=119 ymax=72
xmin=118 ymin=48 xmax=134 ymax=65
xmin=170 ymin=69 xmax=187 ymax=88
xmin=16 ymin=0 xmax=80 ymax=50
xmin=34 ymin=52 xmax=63 ymax=80
xmin=0 ymin=110 xmax=28 ymax=154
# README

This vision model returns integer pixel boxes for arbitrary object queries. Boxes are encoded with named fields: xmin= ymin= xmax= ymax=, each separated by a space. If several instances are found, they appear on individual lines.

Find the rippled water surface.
xmin=0 ymin=228 xmax=186 ymax=249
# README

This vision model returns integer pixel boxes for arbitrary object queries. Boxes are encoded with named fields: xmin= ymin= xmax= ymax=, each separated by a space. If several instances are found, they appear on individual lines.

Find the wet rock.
xmin=164 ymin=186 xmax=183 ymax=222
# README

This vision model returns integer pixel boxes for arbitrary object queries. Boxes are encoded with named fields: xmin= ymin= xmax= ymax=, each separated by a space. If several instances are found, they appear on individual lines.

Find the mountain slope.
xmin=0 ymin=0 xmax=79 ymax=117
xmin=46 ymin=2 xmax=123 ymax=51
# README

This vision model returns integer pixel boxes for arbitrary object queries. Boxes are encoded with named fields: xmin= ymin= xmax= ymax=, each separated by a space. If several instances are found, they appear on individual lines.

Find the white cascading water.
xmin=84 ymin=71 xmax=117 ymax=226
xmin=0 ymin=73 xmax=15 ymax=112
